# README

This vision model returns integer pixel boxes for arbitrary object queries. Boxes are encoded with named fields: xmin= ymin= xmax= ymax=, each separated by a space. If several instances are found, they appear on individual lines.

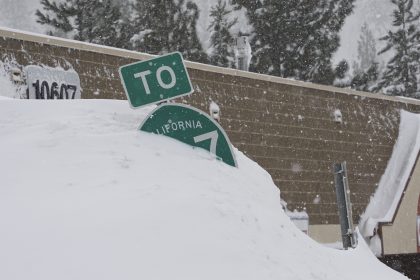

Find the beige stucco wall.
xmin=381 ymin=157 xmax=420 ymax=255
xmin=309 ymin=224 xmax=342 ymax=244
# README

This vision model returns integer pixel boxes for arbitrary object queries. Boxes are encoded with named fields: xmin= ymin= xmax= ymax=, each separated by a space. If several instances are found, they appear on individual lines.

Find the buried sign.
xmin=26 ymin=66 xmax=81 ymax=99
xmin=139 ymin=103 xmax=237 ymax=167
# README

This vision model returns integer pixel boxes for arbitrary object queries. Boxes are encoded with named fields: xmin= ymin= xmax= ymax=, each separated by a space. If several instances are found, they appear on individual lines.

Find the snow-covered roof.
xmin=360 ymin=110 xmax=420 ymax=238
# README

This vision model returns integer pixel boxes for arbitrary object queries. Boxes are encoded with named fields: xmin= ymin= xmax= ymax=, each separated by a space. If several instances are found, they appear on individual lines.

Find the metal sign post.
xmin=333 ymin=162 xmax=357 ymax=249
xmin=417 ymin=194 xmax=420 ymax=253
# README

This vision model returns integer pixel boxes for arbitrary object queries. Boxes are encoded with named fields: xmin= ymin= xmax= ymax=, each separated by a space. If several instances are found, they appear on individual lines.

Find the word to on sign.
xmin=119 ymin=52 xmax=193 ymax=108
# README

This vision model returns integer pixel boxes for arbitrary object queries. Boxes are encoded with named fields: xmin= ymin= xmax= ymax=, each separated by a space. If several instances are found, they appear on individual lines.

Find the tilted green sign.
xmin=140 ymin=104 xmax=237 ymax=167
xmin=119 ymin=52 xmax=193 ymax=108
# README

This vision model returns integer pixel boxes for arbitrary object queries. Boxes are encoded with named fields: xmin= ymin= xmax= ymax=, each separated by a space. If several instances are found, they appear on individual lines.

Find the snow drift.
xmin=0 ymin=97 xmax=407 ymax=280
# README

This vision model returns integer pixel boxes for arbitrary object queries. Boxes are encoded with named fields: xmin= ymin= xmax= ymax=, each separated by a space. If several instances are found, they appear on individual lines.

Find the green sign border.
xmin=139 ymin=103 xmax=238 ymax=167
xmin=119 ymin=52 xmax=194 ymax=109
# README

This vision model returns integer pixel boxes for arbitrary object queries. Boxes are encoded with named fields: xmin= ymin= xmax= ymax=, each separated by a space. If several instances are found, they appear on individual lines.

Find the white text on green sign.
xmin=139 ymin=104 xmax=237 ymax=167
xmin=119 ymin=52 xmax=193 ymax=108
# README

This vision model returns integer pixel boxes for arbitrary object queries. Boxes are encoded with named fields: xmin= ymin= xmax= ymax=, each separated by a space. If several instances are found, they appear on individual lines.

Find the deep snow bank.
xmin=0 ymin=98 xmax=407 ymax=280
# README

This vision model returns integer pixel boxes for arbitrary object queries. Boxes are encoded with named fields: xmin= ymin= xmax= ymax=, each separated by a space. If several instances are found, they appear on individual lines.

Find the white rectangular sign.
xmin=26 ymin=66 xmax=81 ymax=99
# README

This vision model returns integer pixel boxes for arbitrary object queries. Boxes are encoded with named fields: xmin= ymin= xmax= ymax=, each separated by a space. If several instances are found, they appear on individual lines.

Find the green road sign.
xmin=119 ymin=52 xmax=193 ymax=108
xmin=140 ymin=103 xmax=237 ymax=167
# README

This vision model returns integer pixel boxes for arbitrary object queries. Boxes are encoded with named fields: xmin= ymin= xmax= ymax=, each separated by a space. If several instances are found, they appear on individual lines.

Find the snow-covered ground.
xmin=0 ymin=93 xmax=408 ymax=279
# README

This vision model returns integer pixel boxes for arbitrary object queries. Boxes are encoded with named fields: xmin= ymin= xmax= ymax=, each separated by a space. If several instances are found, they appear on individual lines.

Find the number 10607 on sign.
xmin=31 ymin=80 xmax=78 ymax=99
xmin=26 ymin=66 xmax=82 ymax=99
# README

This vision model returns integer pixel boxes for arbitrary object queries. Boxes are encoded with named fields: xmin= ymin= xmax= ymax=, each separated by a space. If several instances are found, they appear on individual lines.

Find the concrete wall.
xmin=3 ymin=28 xmax=420 ymax=233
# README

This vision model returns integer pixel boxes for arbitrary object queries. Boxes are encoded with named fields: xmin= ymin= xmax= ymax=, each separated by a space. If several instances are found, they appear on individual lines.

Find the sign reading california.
xmin=139 ymin=104 xmax=237 ymax=167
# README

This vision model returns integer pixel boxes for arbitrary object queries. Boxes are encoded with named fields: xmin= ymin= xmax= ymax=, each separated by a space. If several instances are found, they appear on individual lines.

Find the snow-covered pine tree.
xmin=231 ymin=0 xmax=355 ymax=85
xmin=131 ymin=0 xmax=171 ymax=54
xmin=131 ymin=0 xmax=208 ymax=63
xmin=333 ymin=60 xmax=352 ymax=87
xmin=351 ymin=23 xmax=379 ymax=91
xmin=85 ymin=0 xmax=121 ymax=47
xmin=207 ymin=0 xmax=238 ymax=68
xmin=110 ymin=0 xmax=134 ymax=50
xmin=353 ymin=23 xmax=377 ymax=74
xmin=375 ymin=0 xmax=420 ymax=97
xmin=36 ymin=0 xmax=124 ymax=48
xmin=351 ymin=63 xmax=379 ymax=92
xmin=174 ymin=1 xmax=209 ymax=63
xmin=36 ymin=0 xmax=73 ymax=36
